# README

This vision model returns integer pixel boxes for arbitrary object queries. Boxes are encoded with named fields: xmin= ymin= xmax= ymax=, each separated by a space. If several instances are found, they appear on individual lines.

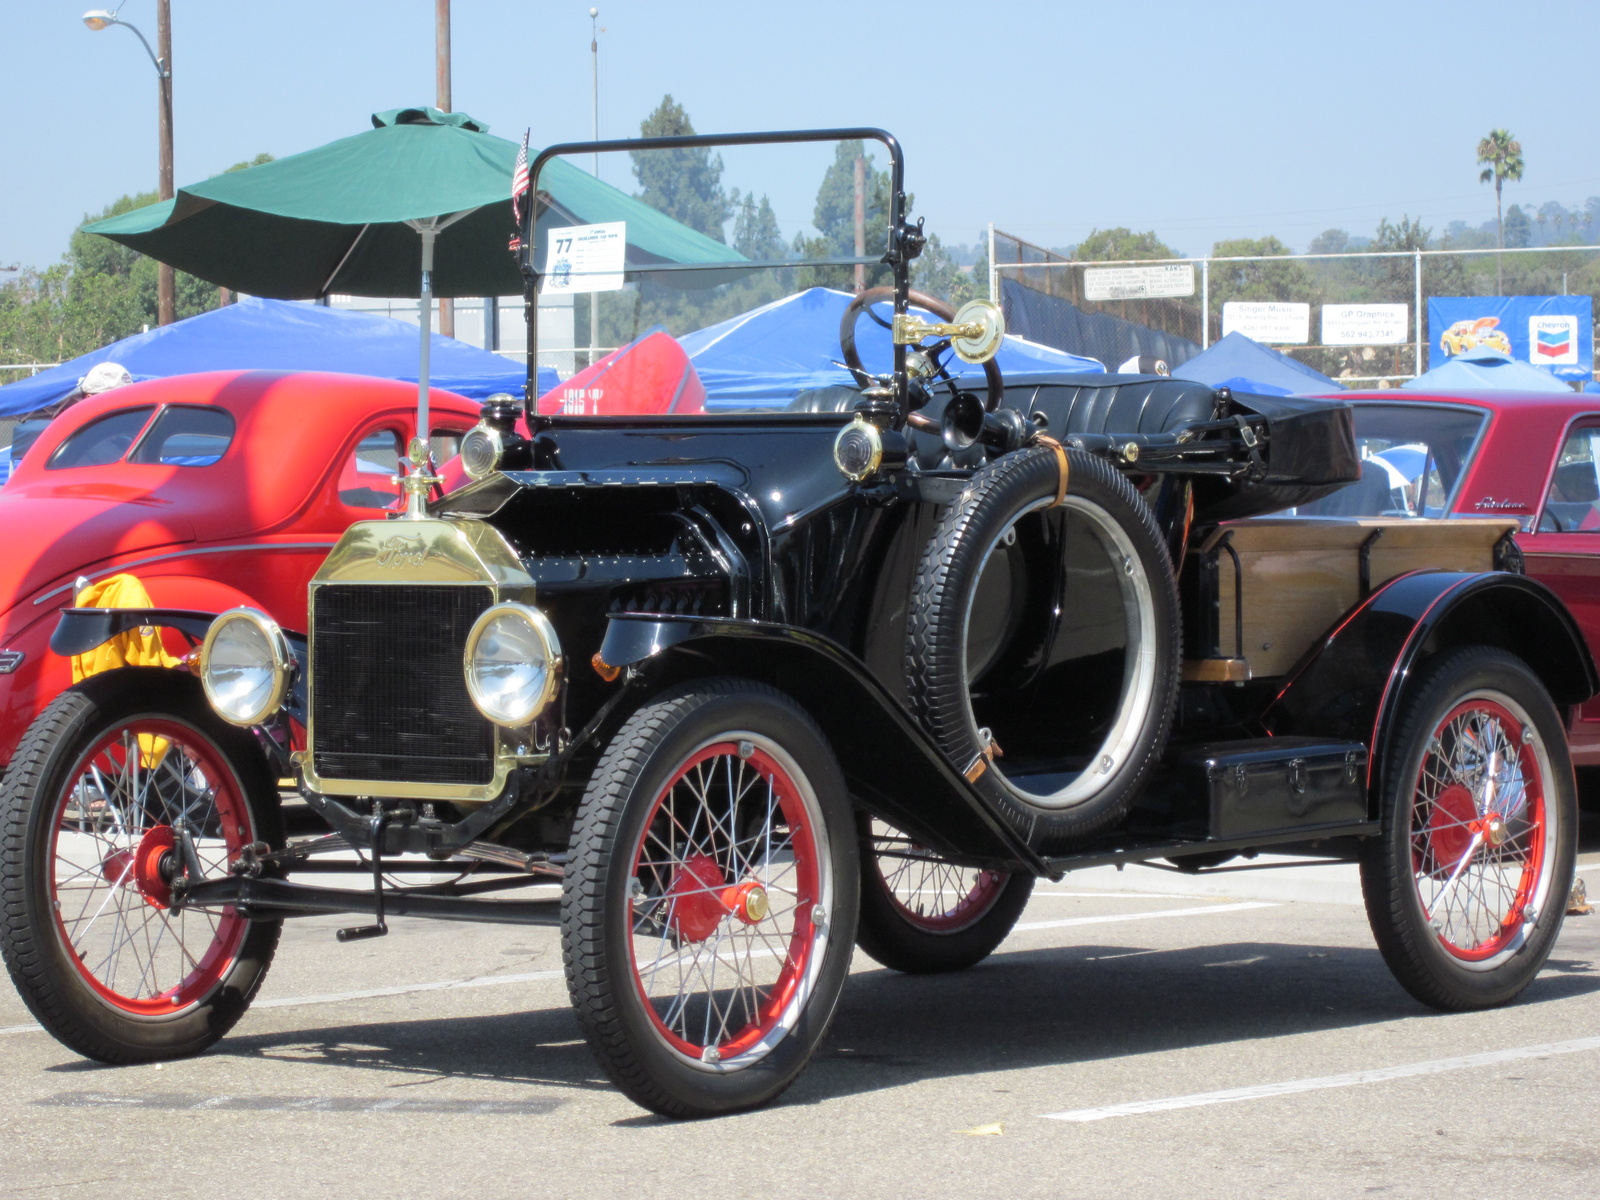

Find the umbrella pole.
xmin=399 ymin=225 xmax=442 ymax=520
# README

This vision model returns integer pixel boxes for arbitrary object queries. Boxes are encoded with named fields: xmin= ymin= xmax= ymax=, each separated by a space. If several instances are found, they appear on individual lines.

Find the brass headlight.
xmin=833 ymin=416 xmax=884 ymax=482
xmin=200 ymin=607 xmax=291 ymax=726
xmin=463 ymin=602 xmax=563 ymax=727
xmin=460 ymin=422 xmax=504 ymax=480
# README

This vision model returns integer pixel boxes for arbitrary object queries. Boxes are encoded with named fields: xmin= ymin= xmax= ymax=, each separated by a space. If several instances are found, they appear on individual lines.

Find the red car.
xmin=0 ymin=370 xmax=478 ymax=770
xmin=1291 ymin=385 xmax=1600 ymax=765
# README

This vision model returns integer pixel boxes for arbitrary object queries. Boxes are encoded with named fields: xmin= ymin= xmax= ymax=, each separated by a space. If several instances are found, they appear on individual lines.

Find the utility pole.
xmin=853 ymin=156 xmax=865 ymax=293
xmin=588 ymin=7 xmax=600 ymax=367
xmin=155 ymin=0 xmax=174 ymax=325
xmin=435 ymin=0 xmax=454 ymax=338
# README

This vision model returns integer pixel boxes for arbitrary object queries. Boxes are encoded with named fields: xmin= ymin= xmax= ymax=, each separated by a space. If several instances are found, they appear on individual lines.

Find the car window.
xmin=340 ymin=428 xmax=404 ymax=509
xmin=128 ymin=405 xmax=236 ymax=467
xmin=1538 ymin=426 xmax=1600 ymax=532
xmin=46 ymin=407 xmax=157 ymax=470
xmin=1285 ymin=403 xmax=1487 ymax=519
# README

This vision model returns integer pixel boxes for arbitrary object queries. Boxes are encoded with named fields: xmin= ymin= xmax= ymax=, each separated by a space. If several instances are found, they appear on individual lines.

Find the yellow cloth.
xmin=71 ymin=574 xmax=181 ymax=767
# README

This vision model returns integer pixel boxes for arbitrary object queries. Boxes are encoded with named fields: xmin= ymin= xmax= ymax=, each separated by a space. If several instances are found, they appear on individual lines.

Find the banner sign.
xmin=1321 ymin=303 xmax=1408 ymax=346
xmin=541 ymin=221 xmax=626 ymax=295
xmin=1427 ymin=295 xmax=1593 ymax=379
xmin=1083 ymin=263 xmax=1195 ymax=302
xmin=1222 ymin=301 xmax=1310 ymax=344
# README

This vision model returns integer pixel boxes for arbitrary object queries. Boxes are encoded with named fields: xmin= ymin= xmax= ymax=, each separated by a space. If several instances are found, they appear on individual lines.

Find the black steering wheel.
xmin=839 ymin=286 xmax=1004 ymax=412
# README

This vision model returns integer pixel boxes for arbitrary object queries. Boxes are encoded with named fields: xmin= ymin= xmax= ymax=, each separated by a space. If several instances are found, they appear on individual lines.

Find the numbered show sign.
xmin=542 ymin=222 xmax=627 ymax=295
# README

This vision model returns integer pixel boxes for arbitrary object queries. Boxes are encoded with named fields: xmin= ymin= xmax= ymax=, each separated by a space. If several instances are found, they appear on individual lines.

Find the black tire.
xmin=906 ymin=446 xmax=1180 ymax=851
xmin=0 ymin=669 xmax=283 ymax=1063
xmin=1359 ymin=646 xmax=1575 ymax=1011
xmin=855 ymin=817 xmax=1034 ymax=974
xmin=562 ymin=679 xmax=859 ymax=1117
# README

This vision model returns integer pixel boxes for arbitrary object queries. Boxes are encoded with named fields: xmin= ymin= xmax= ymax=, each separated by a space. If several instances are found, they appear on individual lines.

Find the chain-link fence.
xmin=990 ymin=227 xmax=1600 ymax=386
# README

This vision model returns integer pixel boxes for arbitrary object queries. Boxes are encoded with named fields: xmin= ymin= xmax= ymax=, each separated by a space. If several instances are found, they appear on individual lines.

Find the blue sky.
xmin=4 ymin=0 xmax=1598 ymax=272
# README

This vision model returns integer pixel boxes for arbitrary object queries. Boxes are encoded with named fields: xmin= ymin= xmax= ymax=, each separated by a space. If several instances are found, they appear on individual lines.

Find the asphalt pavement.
xmin=2 ymin=821 xmax=1597 ymax=1200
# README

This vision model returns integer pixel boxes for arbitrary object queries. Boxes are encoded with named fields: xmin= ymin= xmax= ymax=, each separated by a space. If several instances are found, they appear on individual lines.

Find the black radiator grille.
xmin=311 ymin=584 xmax=495 ymax=785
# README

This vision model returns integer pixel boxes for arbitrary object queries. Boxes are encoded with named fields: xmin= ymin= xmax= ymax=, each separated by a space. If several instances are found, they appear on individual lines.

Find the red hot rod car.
xmin=0 ymin=370 xmax=478 ymax=770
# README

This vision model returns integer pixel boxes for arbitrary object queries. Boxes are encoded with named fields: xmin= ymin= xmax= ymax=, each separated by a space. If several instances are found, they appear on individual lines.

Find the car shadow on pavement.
xmin=44 ymin=933 xmax=1591 ymax=1116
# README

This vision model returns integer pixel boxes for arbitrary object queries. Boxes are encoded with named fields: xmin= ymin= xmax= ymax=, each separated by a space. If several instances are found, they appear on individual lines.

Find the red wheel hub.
xmin=98 ymin=825 xmax=177 ymax=909
xmin=1426 ymin=784 xmax=1478 ymax=866
xmin=666 ymin=853 xmax=729 ymax=943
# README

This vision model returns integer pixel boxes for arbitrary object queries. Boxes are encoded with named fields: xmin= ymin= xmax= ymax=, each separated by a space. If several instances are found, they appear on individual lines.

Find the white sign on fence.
xmin=541 ymin=221 xmax=626 ymax=294
xmin=1222 ymin=301 xmax=1310 ymax=344
xmin=1321 ymin=303 xmax=1409 ymax=346
xmin=1083 ymin=263 xmax=1196 ymax=302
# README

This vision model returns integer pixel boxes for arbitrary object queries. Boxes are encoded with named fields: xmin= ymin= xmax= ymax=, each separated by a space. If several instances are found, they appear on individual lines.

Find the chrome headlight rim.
xmin=462 ymin=601 xmax=563 ymax=728
xmin=200 ymin=606 xmax=292 ymax=727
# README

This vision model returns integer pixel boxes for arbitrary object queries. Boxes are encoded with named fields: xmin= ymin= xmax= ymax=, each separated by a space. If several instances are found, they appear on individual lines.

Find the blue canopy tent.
xmin=678 ymin=288 xmax=1104 ymax=408
xmin=0 ymin=295 xmax=555 ymax=420
xmin=1171 ymin=331 xmax=1341 ymax=396
xmin=1402 ymin=348 xmax=1572 ymax=394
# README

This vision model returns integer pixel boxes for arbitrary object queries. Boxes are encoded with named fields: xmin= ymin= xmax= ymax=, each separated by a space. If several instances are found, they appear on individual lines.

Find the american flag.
xmin=511 ymin=129 xmax=531 ymax=222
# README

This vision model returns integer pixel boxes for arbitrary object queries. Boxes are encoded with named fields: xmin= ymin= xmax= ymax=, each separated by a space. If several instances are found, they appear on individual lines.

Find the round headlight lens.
xmin=460 ymin=423 xmax=503 ymax=480
xmin=464 ymin=603 xmax=562 ymax=727
xmin=201 ymin=608 xmax=290 ymax=727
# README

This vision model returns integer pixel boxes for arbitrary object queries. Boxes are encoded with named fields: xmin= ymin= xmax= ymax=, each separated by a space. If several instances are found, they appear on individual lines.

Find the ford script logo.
xmin=374 ymin=534 xmax=436 ymax=569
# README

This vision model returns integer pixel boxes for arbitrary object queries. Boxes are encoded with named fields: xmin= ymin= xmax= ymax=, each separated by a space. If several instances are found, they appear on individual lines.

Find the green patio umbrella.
xmin=84 ymin=107 xmax=740 ymax=458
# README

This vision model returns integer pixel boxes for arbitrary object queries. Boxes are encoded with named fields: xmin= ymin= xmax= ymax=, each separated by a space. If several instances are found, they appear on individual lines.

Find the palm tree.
xmin=1477 ymin=129 xmax=1524 ymax=295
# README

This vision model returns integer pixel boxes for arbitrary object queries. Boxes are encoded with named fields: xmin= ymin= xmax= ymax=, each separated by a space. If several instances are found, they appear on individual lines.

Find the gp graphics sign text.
xmin=1427 ymin=295 xmax=1593 ymax=380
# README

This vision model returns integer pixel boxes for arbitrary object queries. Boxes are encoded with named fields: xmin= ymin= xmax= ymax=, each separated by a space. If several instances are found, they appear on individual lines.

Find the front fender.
xmin=598 ymin=614 xmax=1048 ymax=874
xmin=1261 ymin=570 xmax=1596 ymax=809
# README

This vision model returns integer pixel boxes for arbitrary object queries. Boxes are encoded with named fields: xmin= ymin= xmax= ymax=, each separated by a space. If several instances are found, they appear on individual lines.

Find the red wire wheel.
xmin=869 ymin=822 xmax=1007 ymax=933
xmin=625 ymin=737 xmax=829 ymax=1066
xmin=1407 ymin=695 xmax=1552 ymax=965
xmin=48 ymin=718 xmax=255 ymax=1015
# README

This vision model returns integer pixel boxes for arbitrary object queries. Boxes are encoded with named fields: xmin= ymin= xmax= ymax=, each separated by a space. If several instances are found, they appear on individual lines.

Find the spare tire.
xmin=905 ymin=445 xmax=1180 ymax=850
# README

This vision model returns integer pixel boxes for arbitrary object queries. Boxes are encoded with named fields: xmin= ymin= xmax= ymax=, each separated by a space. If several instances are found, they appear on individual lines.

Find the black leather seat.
xmin=1006 ymin=373 xmax=1219 ymax=438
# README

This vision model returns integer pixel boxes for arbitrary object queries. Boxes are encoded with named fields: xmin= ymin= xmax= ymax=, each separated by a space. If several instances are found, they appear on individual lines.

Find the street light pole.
xmin=155 ymin=0 xmax=173 ymax=327
xmin=83 ymin=4 xmax=175 ymax=325
xmin=588 ymin=6 xmax=600 ymax=367
xmin=435 ymin=0 xmax=454 ymax=338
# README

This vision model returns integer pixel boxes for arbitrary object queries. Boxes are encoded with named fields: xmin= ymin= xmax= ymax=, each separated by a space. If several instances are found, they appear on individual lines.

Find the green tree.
xmin=1504 ymin=203 xmax=1531 ymax=249
xmin=1073 ymin=227 xmax=1174 ymax=261
xmin=1307 ymin=229 xmax=1350 ymax=255
xmin=728 ymin=190 xmax=786 ymax=261
xmin=792 ymin=140 xmax=903 ymax=290
xmin=631 ymin=95 xmax=730 ymax=241
xmin=1208 ymin=235 xmax=1317 ymax=306
xmin=1476 ymin=127 xmax=1524 ymax=293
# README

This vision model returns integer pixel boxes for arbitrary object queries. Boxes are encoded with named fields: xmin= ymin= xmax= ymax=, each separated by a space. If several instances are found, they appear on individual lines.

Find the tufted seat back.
xmin=1007 ymin=373 xmax=1220 ymax=438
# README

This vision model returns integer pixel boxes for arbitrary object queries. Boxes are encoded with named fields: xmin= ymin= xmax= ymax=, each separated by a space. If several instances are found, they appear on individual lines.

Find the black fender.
xmin=1260 ymin=570 xmax=1597 ymax=812
xmin=50 ymin=606 xmax=309 ymax=726
xmin=597 ymin=614 xmax=1051 ymax=875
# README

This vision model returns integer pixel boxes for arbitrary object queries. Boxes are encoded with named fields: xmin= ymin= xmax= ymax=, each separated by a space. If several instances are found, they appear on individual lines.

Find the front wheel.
xmin=1360 ymin=646 xmax=1575 ymax=1011
xmin=855 ymin=818 xmax=1033 ymax=973
xmin=0 ymin=670 xmax=283 ymax=1063
xmin=562 ymin=679 xmax=859 ymax=1117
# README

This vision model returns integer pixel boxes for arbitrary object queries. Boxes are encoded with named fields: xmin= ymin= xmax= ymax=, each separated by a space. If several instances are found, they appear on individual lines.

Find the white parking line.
xmin=1013 ymin=901 xmax=1278 ymax=933
xmin=1042 ymin=1035 xmax=1600 ymax=1123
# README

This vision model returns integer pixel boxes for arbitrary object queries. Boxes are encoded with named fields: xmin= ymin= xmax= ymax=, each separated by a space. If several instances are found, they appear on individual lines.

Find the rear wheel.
xmin=856 ymin=818 xmax=1033 ymax=973
xmin=0 ymin=671 xmax=283 ymax=1062
xmin=1360 ymin=647 xmax=1574 ymax=1010
xmin=562 ymin=679 xmax=858 ymax=1117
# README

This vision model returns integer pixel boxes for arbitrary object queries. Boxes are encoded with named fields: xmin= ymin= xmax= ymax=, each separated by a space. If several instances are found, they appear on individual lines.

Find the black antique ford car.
xmin=3 ymin=131 xmax=1594 ymax=1118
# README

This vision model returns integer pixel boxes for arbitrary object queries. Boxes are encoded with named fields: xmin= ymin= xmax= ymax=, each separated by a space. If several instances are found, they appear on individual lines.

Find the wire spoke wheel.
xmin=50 ymin=719 xmax=252 ymax=1014
xmin=1 ymin=673 xmax=282 ymax=1063
xmin=871 ymin=826 xmax=1007 ymax=933
xmin=563 ymin=679 xmax=858 ymax=1117
xmin=855 ymin=819 xmax=1033 ymax=974
xmin=627 ymin=738 xmax=826 ymax=1066
xmin=1408 ymin=696 xmax=1549 ymax=964
xmin=1360 ymin=647 xmax=1574 ymax=1011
